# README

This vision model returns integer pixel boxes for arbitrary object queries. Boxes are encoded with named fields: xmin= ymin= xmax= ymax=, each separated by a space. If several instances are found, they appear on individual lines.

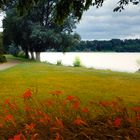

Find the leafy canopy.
xmin=0 ymin=0 xmax=140 ymax=22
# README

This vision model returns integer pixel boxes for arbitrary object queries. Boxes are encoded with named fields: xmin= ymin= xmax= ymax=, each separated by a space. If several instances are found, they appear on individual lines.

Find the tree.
xmin=1 ymin=0 xmax=140 ymax=23
xmin=3 ymin=0 xmax=80 ymax=60
xmin=0 ymin=32 xmax=3 ymax=53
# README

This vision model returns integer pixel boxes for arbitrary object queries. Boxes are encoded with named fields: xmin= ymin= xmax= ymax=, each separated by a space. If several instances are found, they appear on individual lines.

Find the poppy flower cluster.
xmin=0 ymin=89 xmax=139 ymax=139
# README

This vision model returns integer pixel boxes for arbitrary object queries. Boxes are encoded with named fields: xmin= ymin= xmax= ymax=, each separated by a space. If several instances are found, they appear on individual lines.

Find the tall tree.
xmin=3 ymin=0 xmax=80 ymax=60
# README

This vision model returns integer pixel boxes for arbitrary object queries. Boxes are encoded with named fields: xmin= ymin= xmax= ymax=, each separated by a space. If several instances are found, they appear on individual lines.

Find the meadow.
xmin=0 ymin=56 xmax=140 ymax=139
xmin=0 ymin=56 xmax=140 ymax=105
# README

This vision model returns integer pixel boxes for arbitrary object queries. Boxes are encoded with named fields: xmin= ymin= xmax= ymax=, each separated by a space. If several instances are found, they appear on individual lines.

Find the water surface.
xmin=40 ymin=52 xmax=140 ymax=73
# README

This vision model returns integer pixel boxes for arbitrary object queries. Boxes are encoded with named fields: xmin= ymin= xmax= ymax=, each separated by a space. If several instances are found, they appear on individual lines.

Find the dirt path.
xmin=0 ymin=59 xmax=21 ymax=71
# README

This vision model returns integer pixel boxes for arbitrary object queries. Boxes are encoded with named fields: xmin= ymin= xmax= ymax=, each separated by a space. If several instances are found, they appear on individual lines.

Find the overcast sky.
xmin=75 ymin=0 xmax=140 ymax=40
xmin=0 ymin=0 xmax=140 ymax=40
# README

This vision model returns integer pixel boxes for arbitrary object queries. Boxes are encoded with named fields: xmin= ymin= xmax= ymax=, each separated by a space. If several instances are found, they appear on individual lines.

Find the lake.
xmin=40 ymin=52 xmax=140 ymax=73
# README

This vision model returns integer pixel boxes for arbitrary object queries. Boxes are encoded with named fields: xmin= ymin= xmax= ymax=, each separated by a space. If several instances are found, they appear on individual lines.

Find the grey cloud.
xmin=75 ymin=0 xmax=140 ymax=40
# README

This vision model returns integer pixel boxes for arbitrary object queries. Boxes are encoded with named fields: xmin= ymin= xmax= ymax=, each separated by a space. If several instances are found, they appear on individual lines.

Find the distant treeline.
xmin=63 ymin=39 xmax=140 ymax=52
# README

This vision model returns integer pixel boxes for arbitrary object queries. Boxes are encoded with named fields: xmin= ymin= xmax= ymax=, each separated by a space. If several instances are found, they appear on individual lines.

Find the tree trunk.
xmin=30 ymin=51 xmax=35 ymax=60
xmin=25 ymin=47 xmax=29 ymax=59
xmin=35 ymin=52 xmax=40 ymax=61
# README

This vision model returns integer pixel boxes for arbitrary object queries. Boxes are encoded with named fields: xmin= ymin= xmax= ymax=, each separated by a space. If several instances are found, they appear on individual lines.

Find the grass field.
xmin=0 ymin=56 xmax=140 ymax=139
xmin=0 ymin=56 xmax=140 ymax=105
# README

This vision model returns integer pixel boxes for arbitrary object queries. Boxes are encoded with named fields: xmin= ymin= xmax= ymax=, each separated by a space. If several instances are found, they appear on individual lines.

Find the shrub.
xmin=56 ymin=60 xmax=62 ymax=66
xmin=8 ymin=43 xmax=20 ymax=57
xmin=0 ymin=55 xmax=7 ymax=63
xmin=73 ymin=56 xmax=81 ymax=67
xmin=18 ymin=51 xmax=26 ymax=58
xmin=0 ymin=90 xmax=140 ymax=139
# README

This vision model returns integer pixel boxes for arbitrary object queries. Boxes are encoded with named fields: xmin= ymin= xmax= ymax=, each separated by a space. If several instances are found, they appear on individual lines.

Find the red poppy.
xmin=15 ymin=133 xmax=26 ymax=140
xmin=0 ymin=123 xmax=3 ymax=128
xmin=55 ymin=133 xmax=60 ymax=140
xmin=82 ymin=107 xmax=89 ymax=113
xmin=55 ymin=117 xmax=64 ymax=129
xmin=132 ymin=106 xmax=140 ymax=112
xmin=5 ymin=114 xmax=14 ymax=122
xmin=44 ymin=113 xmax=51 ymax=122
xmin=73 ymin=118 xmax=86 ymax=125
xmin=25 ymin=123 xmax=35 ymax=132
xmin=4 ymin=98 xmax=10 ymax=105
xmin=99 ymin=101 xmax=111 ymax=107
xmin=24 ymin=106 xmax=31 ymax=112
xmin=114 ymin=117 xmax=121 ymax=127
xmin=45 ymin=100 xmax=54 ymax=107
xmin=9 ymin=133 xmax=26 ymax=140
xmin=72 ymin=100 xmax=80 ymax=110
xmin=67 ymin=95 xmax=75 ymax=101
xmin=136 ymin=115 xmax=140 ymax=120
xmin=23 ymin=89 xmax=32 ymax=99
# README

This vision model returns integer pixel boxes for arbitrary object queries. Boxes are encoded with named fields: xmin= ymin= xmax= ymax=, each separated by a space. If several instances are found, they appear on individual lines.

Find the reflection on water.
xmin=40 ymin=52 xmax=140 ymax=73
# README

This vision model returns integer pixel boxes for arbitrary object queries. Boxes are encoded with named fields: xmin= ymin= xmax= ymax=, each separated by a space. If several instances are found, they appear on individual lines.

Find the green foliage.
xmin=0 ymin=0 xmax=140 ymax=23
xmin=3 ymin=0 xmax=80 ymax=60
xmin=0 ymin=32 xmax=3 ymax=53
xmin=56 ymin=60 xmax=62 ymax=66
xmin=8 ymin=43 xmax=20 ymax=57
xmin=71 ymin=39 xmax=140 ymax=52
xmin=73 ymin=56 xmax=81 ymax=67
xmin=0 ymin=55 xmax=7 ymax=63
xmin=18 ymin=51 xmax=25 ymax=58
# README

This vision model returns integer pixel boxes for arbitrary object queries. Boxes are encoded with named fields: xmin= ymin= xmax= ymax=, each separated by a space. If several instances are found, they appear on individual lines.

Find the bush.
xmin=8 ymin=43 xmax=20 ymax=57
xmin=18 ymin=51 xmax=25 ymax=58
xmin=73 ymin=56 xmax=81 ymax=67
xmin=0 ymin=90 xmax=140 ymax=139
xmin=0 ymin=55 xmax=7 ymax=63
xmin=56 ymin=60 xmax=62 ymax=66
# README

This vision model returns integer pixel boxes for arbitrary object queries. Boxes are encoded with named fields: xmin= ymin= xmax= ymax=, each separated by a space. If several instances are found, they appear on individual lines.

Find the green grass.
xmin=0 ymin=57 xmax=140 ymax=106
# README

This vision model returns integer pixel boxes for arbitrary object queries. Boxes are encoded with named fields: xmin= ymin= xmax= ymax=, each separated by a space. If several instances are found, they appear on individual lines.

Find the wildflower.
xmin=9 ymin=133 xmax=26 ymax=140
xmin=127 ymin=118 xmax=133 ymax=123
xmin=82 ymin=107 xmax=89 ymax=113
xmin=55 ymin=117 xmax=64 ymax=129
xmin=39 ymin=118 xmax=46 ymax=124
xmin=5 ymin=114 xmax=14 ymax=122
xmin=73 ymin=118 xmax=87 ymax=125
xmin=111 ymin=101 xmax=118 ymax=108
xmin=62 ymin=99 xmax=68 ymax=105
xmin=31 ymin=133 xmax=39 ymax=140
xmin=24 ymin=106 xmax=31 ymax=112
xmin=4 ymin=98 xmax=10 ymax=105
xmin=55 ymin=133 xmax=60 ymax=140
xmin=44 ymin=114 xmax=51 ymax=122
xmin=136 ymin=115 xmax=140 ymax=120
xmin=49 ymin=90 xmax=63 ymax=96
xmin=50 ymin=127 xmax=57 ymax=133
xmin=99 ymin=101 xmax=111 ymax=107
xmin=45 ymin=99 xmax=54 ymax=107
xmin=14 ymin=133 xmax=26 ymax=140
xmin=25 ymin=123 xmax=35 ymax=132
xmin=0 ymin=123 xmax=3 ymax=128
xmin=72 ymin=100 xmax=80 ymax=110
xmin=67 ymin=95 xmax=75 ymax=101
xmin=114 ymin=117 xmax=121 ymax=127
xmin=132 ymin=106 xmax=140 ymax=112
xmin=23 ymin=89 xmax=32 ymax=99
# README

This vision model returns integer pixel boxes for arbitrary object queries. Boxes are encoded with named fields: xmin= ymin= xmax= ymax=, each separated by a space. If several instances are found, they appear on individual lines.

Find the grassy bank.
xmin=0 ymin=57 xmax=140 ymax=105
